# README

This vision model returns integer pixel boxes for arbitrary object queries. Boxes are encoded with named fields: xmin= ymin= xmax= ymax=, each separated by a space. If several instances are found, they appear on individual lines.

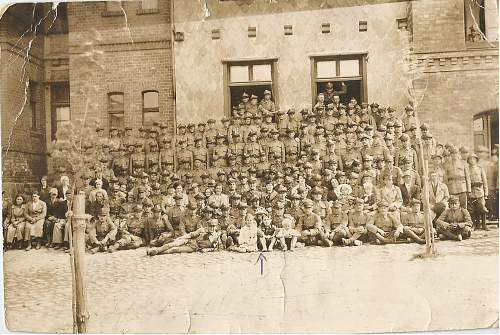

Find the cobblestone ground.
xmin=4 ymin=227 xmax=499 ymax=333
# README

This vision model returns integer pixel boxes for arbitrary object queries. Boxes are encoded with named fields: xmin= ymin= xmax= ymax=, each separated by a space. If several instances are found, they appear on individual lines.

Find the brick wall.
xmin=67 ymin=1 xmax=175 ymax=135
xmin=0 ymin=5 xmax=48 ymax=190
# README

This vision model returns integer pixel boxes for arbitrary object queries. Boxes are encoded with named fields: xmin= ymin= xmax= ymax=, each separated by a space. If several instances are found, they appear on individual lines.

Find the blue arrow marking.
xmin=255 ymin=252 xmax=267 ymax=275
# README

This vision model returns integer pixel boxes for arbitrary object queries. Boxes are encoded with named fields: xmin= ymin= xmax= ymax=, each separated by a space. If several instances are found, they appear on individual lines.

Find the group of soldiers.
xmin=2 ymin=86 xmax=498 ymax=254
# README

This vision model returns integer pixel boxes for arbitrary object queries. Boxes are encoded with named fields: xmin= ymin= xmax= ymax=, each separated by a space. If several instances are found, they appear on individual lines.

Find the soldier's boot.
xmin=279 ymin=237 xmax=288 ymax=251
xmin=226 ymin=236 xmax=234 ymax=248
xmin=89 ymin=247 xmax=100 ymax=254
xmin=268 ymin=238 xmax=276 ymax=251
xmin=108 ymin=244 xmax=120 ymax=253
xmin=481 ymin=214 xmax=490 ymax=231
xmin=25 ymin=240 xmax=32 ymax=251
xmin=221 ymin=235 xmax=228 ymax=249
xmin=35 ymin=239 xmax=42 ymax=249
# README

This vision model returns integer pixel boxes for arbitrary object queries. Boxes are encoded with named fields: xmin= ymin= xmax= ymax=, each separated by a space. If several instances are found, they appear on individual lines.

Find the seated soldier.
xmin=435 ymin=197 xmax=473 ymax=241
xmin=296 ymin=199 xmax=332 ymax=247
xmin=324 ymin=200 xmax=350 ymax=245
xmin=146 ymin=218 xmax=221 ymax=256
xmin=366 ymin=201 xmax=404 ymax=244
xmin=108 ymin=204 xmax=145 ymax=252
xmin=86 ymin=207 xmax=117 ymax=253
xmin=401 ymin=199 xmax=427 ymax=244
xmin=257 ymin=214 xmax=277 ymax=252
xmin=143 ymin=204 xmax=173 ymax=247
xmin=344 ymin=198 xmax=370 ymax=246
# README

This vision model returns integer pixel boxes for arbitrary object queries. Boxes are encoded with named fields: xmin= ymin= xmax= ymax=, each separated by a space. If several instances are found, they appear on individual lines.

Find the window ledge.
xmin=137 ymin=8 xmax=159 ymax=15
xmin=102 ymin=10 xmax=124 ymax=17
xmin=465 ymin=40 xmax=499 ymax=50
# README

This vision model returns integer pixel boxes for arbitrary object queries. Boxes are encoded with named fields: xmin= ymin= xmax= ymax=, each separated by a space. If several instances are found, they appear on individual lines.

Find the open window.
xmin=142 ymin=90 xmax=160 ymax=126
xmin=223 ymin=59 xmax=278 ymax=115
xmin=51 ymin=82 xmax=70 ymax=140
xmin=108 ymin=92 xmax=124 ymax=129
xmin=311 ymin=54 xmax=367 ymax=105
xmin=464 ymin=0 xmax=499 ymax=43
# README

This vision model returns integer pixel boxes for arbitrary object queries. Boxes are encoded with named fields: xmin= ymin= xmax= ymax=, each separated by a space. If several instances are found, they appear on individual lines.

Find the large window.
xmin=108 ymin=92 xmax=124 ymax=129
xmin=223 ymin=59 xmax=278 ymax=114
xmin=51 ymin=82 xmax=70 ymax=140
xmin=142 ymin=90 xmax=160 ymax=126
xmin=464 ymin=0 xmax=499 ymax=42
xmin=311 ymin=54 xmax=367 ymax=105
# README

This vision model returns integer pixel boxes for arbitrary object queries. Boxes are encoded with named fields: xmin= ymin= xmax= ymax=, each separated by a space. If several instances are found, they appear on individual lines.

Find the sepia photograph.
xmin=0 ymin=0 xmax=498 ymax=333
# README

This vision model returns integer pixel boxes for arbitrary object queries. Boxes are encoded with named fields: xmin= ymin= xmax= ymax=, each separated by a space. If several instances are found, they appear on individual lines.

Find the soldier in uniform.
xmin=436 ymin=197 xmax=473 ymax=241
xmin=267 ymin=129 xmax=285 ymax=165
xmin=401 ymin=199 xmax=426 ymax=244
xmin=444 ymin=145 xmax=471 ymax=209
xmin=191 ymin=137 xmax=208 ymax=170
xmin=323 ymin=200 xmax=349 ymax=245
xmin=167 ymin=195 xmax=186 ymax=237
xmin=159 ymin=137 xmax=176 ymax=173
xmin=296 ymin=199 xmax=332 ymax=247
xmin=131 ymin=143 xmax=146 ymax=175
xmin=467 ymin=153 xmax=489 ymax=230
xmin=147 ymin=141 xmax=160 ymax=173
xmin=176 ymin=139 xmax=193 ymax=173
xmin=244 ymin=131 xmax=263 ymax=165
xmin=204 ymin=119 xmax=218 ymax=164
xmin=86 ymin=207 xmax=117 ymax=253
xmin=186 ymin=123 xmax=197 ymax=148
xmin=108 ymin=204 xmax=146 ymax=252
xmin=276 ymin=110 xmax=290 ymax=138
xmin=228 ymin=133 xmax=245 ymax=166
xmin=147 ymin=218 xmax=221 ymax=255
xmin=366 ymin=201 xmax=404 ymax=244
xmin=344 ymin=198 xmax=370 ymax=246
xmin=247 ymin=94 xmax=260 ymax=117
xmin=259 ymin=89 xmax=276 ymax=117
xmin=176 ymin=124 xmax=188 ymax=148
xmin=212 ymin=133 xmax=228 ymax=169
xmin=395 ymin=134 xmax=419 ymax=170
xmin=112 ymin=147 xmax=130 ymax=184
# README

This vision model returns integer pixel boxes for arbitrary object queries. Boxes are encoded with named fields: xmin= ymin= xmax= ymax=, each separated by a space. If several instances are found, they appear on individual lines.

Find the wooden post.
xmin=71 ymin=192 xmax=89 ymax=333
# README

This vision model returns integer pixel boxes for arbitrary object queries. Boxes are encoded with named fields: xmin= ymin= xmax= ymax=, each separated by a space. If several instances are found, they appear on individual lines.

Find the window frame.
xmin=142 ymin=90 xmax=160 ymax=126
xmin=310 ymin=53 xmax=368 ymax=106
xmin=102 ymin=1 xmax=125 ymax=17
xmin=137 ymin=0 xmax=160 ymax=15
xmin=107 ymin=92 xmax=125 ymax=129
xmin=29 ymin=81 xmax=39 ymax=130
xmin=222 ymin=58 xmax=279 ymax=116
xmin=51 ymin=82 xmax=71 ymax=140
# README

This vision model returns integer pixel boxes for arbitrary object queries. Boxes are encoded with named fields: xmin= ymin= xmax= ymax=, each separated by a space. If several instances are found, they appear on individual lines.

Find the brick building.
xmin=1 ymin=0 xmax=498 ymax=193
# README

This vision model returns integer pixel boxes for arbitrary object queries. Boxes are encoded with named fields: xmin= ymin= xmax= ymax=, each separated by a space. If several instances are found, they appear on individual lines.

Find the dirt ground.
xmin=3 ymin=228 xmax=499 ymax=334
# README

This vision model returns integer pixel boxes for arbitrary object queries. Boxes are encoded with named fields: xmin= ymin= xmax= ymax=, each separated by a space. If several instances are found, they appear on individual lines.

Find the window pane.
xmin=252 ymin=64 xmax=271 ymax=81
xmin=56 ymin=107 xmax=70 ymax=121
xmin=106 ymin=1 xmax=122 ymax=11
xmin=143 ymin=112 xmax=160 ymax=126
xmin=339 ymin=59 xmax=360 ymax=77
xmin=141 ymin=0 xmax=158 ymax=10
xmin=316 ymin=61 xmax=336 ymax=78
xmin=52 ymin=83 xmax=70 ymax=103
xmin=108 ymin=93 xmax=124 ymax=111
xmin=230 ymin=66 xmax=249 ymax=82
xmin=143 ymin=91 xmax=159 ymax=109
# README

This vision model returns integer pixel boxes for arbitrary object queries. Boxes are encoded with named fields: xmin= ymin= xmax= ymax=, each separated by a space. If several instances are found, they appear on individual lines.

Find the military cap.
xmin=238 ymin=202 xmax=248 ymax=209
xmin=289 ymin=193 xmax=302 ymax=200
xmin=459 ymin=146 xmax=470 ymax=153
xmin=249 ymin=176 xmax=258 ymax=184
xmin=184 ymin=172 xmax=193 ymax=179
xmin=171 ymin=174 xmax=181 ymax=181
xmin=399 ymin=133 xmax=410 ymax=141
xmin=207 ymin=179 xmax=216 ymax=187
xmin=387 ymin=106 xmax=396 ymax=113
xmin=467 ymin=153 xmax=479 ymax=161
xmin=377 ymin=200 xmax=389 ymax=208
xmin=370 ymin=102 xmax=379 ymax=108
xmin=287 ymin=108 xmax=296 ymax=114
xmin=248 ymin=167 xmax=257 ymax=174
xmin=422 ymin=133 xmax=433 ymax=140
xmin=152 ymin=204 xmax=162 ymax=213
xmin=264 ymin=89 xmax=272 ymax=95
xmin=216 ymin=133 xmax=226 ymax=139
xmin=178 ymin=124 xmax=187 ymax=129
xmin=194 ymin=193 xmax=206 ymax=200
xmin=384 ymin=133 xmax=395 ymax=141
xmin=187 ymin=123 xmax=195 ymax=128
xmin=304 ymin=162 xmax=313 ymax=169
xmin=96 ymin=126 xmax=104 ymax=132
xmin=276 ymin=185 xmax=288 ymax=194
xmin=378 ymin=125 xmax=387 ymax=132
xmin=207 ymin=119 xmax=216 ymax=124
xmin=133 ymin=203 xmax=143 ymax=211
xmin=448 ymin=145 xmax=458 ymax=154
xmin=250 ymin=94 xmax=258 ymax=100
xmin=364 ymin=124 xmax=374 ymax=131
xmin=404 ymin=105 xmax=414 ymax=112
xmin=230 ymin=193 xmax=242 ymax=199
xmin=160 ymin=123 xmax=168 ymax=129
xmin=302 ymin=199 xmax=314 ymax=208
xmin=448 ymin=196 xmax=459 ymax=204
xmin=216 ymin=170 xmax=226 ymax=176
xmin=300 ymin=109 xmax=309 ymax=115
xmin=255 ymin=207 xmax=268 ymax=216
xmin=98 ymin=207 xmax=110 ymax=216
xmin=241 ymin=92 xmax=250 ymax=98
xmin=286 ymin=127 xmax=296 ymax=134
xmin=270 ymin=128 xmax=280 ymax=134
xmin=277 ymin=110 xmax=286 ymax=116
xmin=311 ymin=186 xmax=323 ymax=195
xmin=221 ymin=117 xmax=230 ymax=123
xmin=150 ymin=129 xmax=159 ymax=134
xmin=407 ymin=124 xmax=417 ymax=131
xmin=173 ymin=194 xmax=184 ymax=201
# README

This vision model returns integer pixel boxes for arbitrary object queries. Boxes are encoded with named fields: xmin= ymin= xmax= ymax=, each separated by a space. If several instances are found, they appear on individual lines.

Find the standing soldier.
xmin=247 ymin=94 xmax=260 ymax=117
xmin=186 ymin=123 xmax=197 ymax=148
xmin=244 ymin=131 xmax=263 ymax=165
xmin=402 ymin=105 xmax=417 ymax=132
xmin=467 ymin=153 xmax=489 ymax=230
xmin=205 ymin=119 xmax=218 ymax=164
xmin=276 ymin=110 xmax=290 ymax=138
xmin=259 ymin=89 xmax=276 ymax=117
xmin=131 ymin=143 xmax=146 ymax=175
xmin=212 ymin=133 xmax=228 ymax=169
xmin=176 ymin=124 xmax=188 ymax=148
xmin=121 ymin=127 xmax=134 ymax=150
xmin=192 ymin=137 xmax=209 ymax=170
xmin=228 ymin=133 xmax=245 ymax=167
xmin=159 ymin=137 xmax=176 ymax=173
xmin=109 ymin=127 xmax=121 ymax=151
xmin=436 ymin=197 xmax=473 ymax=241
xmin=267 ymin=129 xmax=286 ymax=165
xmin=444 ymin=145 xmax=471 ymax=209
xmin=477 ymin=145 xmax=498 ymax=220
xmin=283 ymin=128 xmax=300 ymax=167
xmin=176 ymin=139 xmax=193 ymax=173
xmin=112 ymin=147 xmax=130 ymax=184
xmin=395 ymin=134 xmax=419 ymax=170
xmin=147 ymin=142 xmax=160 ymax=173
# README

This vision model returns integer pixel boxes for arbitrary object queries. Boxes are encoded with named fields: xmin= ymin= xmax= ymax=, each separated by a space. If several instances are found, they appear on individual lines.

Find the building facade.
xmin=1 ymin=0 xmax=498 ymax=193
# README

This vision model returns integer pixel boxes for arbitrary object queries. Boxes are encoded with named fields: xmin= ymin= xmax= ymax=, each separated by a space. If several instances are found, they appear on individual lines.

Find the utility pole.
xmin=69 ymin=192 xmax=89 ymax=333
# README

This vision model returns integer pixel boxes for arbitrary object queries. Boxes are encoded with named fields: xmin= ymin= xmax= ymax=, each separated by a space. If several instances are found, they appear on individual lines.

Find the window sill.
xmin=465 ymin=40 xmax=499 ymax=50
xmin=30 ymin=129 xmax=44 ymax=138
xmin=137 ymin=8 xmax=159 ymax=15
xmin=102 ymin=10 xmax=124 ymax=17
